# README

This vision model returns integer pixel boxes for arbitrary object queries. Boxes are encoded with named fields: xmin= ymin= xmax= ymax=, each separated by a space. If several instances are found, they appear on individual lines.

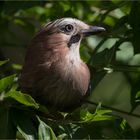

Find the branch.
xmin=86 ymin=100 xmax=140 ymax=118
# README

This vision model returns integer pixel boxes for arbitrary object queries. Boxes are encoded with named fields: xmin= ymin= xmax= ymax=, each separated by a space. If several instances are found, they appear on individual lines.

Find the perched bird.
xmin=19 ymin=18 xmax=105 ymax=111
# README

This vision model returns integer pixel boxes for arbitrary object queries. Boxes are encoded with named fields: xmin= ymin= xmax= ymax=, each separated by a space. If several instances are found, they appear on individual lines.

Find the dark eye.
xmin=65 ymin=24 xmax=73 ymax=32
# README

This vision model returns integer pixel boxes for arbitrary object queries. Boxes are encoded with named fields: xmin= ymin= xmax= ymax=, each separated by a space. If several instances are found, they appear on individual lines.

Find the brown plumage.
xmin=19 ymin=18 xmax=105 ymax=111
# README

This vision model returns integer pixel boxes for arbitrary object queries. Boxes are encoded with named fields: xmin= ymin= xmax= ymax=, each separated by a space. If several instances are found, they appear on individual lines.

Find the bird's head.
xmin=33 ymin=18 xmax=105 ymax=51
xmin=25 ymin=18 xmax=105 ymax=70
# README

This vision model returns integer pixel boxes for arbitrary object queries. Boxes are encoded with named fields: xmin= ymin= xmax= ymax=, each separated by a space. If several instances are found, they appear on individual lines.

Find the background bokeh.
xmin=0 ymin=1 xmax=140 ymax=139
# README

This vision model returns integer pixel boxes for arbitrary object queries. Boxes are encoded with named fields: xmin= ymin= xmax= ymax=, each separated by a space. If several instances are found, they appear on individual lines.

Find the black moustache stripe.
xmin=68 ymin=34 xmax=81 ymax=47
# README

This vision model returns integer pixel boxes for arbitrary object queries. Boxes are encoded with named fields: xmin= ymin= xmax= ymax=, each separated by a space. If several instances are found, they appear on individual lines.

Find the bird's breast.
xmin=28 ymin=47 xmax=90 ymax=110
xmin=35 ymin=52 xmax=90 ymax=110
xmin=54 ymin=52 xmax=90 ymax=97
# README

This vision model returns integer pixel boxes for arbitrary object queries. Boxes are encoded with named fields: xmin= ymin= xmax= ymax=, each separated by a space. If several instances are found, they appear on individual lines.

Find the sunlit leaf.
xmin=135 ymin=91 xmax=140 ymax=103
xmin=5 ymin=91 xmax=39 ymax=109
xmin=37 ymin=116 xmax=57 ymax=140
xmin=0 ymin=60 xmax=9 ymax=66
xmin=12 ymin=63 xmax=22 ymax=70
xmin=136 ymin=91 xmax=140 ymax=99
xmin=57 ymin=133 xmax=67 ymax=140
xmin=80 ymin=109 xmax=113 ymax=122
xmin=0 ymin=74 xmax=16 ymax=93
xmin=118 ymin=119 xmax=135 ymax=138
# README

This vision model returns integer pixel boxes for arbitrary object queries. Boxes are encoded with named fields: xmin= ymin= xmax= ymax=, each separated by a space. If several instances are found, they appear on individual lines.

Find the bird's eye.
xmin=65 ymin=24 xmax=73 ymax=32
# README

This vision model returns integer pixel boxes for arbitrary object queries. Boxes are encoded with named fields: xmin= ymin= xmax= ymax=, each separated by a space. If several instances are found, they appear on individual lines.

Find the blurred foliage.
xmin=0 ymin=0 xmax=140 ymax=139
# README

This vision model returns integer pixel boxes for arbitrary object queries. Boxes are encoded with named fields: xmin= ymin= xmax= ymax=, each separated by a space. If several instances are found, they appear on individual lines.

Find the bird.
xmin=19 ymin=18 xmax=105 ymax=111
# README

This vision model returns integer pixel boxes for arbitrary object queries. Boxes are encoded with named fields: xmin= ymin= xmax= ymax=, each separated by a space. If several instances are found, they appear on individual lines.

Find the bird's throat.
xmin=67 ymin=43 xmax=81 ymax=65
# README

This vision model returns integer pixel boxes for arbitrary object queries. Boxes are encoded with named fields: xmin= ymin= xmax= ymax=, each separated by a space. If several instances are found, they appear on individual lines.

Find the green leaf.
xmin=57 ymin=133 xmax=68 ymax=140
xmin=0 ymin=60 xmax=9 ymax=66
xmin=37 ymin=116 xmax=57 ymax=140
xmin=80 ymin=109 xmax=113 ymax=122
xmin=13 ymin=110 xmax=37 ymax=140
xmin=5 ymin=91 xmax=39 ymax=109
xmin=12 ymin=63 xmax=22 ymax=70
xmin=0 ymin=74 xmax=16 ymax=93
xmin=135 ymin=91 xmax=140 ymax=103
xmin=135 ymin=91 xmax=140 ymax=99
xmin=118 ymin=118 xmax=135 ymax=138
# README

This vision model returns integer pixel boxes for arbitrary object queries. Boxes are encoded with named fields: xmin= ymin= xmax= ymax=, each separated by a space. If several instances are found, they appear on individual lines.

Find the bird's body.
xmin=19 ymin=18 xmax=105 ymax=111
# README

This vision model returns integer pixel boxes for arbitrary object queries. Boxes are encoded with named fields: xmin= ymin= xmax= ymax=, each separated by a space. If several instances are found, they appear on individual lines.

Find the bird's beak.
xmin=80 ymin=26 xmax=106 ymax=37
